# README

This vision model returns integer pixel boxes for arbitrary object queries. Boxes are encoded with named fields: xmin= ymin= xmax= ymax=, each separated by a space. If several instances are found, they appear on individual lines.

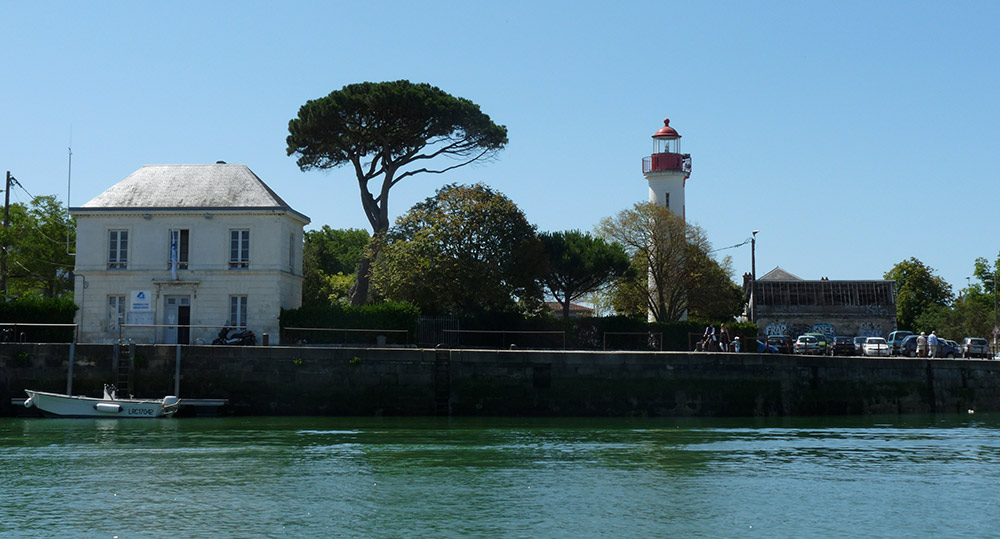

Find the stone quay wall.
xmin=2 ymin=343 xmax=999 ymax=417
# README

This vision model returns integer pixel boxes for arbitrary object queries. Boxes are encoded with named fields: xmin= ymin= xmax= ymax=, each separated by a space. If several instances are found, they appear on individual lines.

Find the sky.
xmin=2 ymin=1 xmax=999 ymax=295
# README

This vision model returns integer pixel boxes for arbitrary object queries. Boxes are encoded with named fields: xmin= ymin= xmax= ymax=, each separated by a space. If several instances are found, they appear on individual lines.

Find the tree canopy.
xmin=302 ymin=227 xmax=370 ymax=306
xmin=884 ymin=257 xmax=953 ymax=331
xmin=0 ymin=195 xmax=75 ymax=298
xmin=596 ymin=202 xmax=718 ymax=322
xmin=539 ymin=230 xmax=630 ymax=318
xmin=370 ymin=183 xmax=544 ymax=315
xmin=287 ymin=80 xmax=508 ymax=305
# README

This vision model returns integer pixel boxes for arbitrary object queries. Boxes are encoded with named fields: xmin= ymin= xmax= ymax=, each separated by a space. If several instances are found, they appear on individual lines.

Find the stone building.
xmin=748 ymin=267 xmax=896 ymax=338
xmin=69 ymin=163 xmax=309 ymax=344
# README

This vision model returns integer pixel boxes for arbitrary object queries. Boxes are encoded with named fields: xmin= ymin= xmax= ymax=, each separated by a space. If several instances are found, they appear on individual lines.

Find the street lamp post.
xmin=750 ymin=230 xmax=759 ymax=323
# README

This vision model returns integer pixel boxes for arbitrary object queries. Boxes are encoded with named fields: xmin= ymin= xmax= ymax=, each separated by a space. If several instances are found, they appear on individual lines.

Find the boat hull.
xmin=24 ymin=390 xmax=179 ymax=418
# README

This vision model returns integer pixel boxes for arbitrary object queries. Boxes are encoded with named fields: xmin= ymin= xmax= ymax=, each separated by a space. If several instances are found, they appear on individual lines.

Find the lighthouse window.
xmin=663 ymin=193 xmax=670 ymax=208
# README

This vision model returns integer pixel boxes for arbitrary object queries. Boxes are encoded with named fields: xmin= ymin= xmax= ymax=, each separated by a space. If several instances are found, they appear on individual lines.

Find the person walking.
xmin=928 ymin=331 xmax=939 ymax=359
xmin=916 ymin=332 xmax=928 ymax=358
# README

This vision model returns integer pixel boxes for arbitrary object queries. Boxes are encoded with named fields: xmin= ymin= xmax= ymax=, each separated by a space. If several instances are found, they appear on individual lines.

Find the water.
xmin=2 ymin=415 xmax=999 ymax=538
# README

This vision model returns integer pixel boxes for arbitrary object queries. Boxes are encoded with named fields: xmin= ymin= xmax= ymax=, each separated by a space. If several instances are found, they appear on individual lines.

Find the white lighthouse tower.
xmin=642 ymin=118 xmax=692 ymax=322
xmin=642 ymin=118 xmax=691 ymax=217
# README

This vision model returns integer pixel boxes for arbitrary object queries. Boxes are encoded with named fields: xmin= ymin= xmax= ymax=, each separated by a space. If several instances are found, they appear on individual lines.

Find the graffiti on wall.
xmin=810 ymin=323 xmax=837 ymax=338
xmin=765 ymin=322 xmax=788 ymax=336
xmin=857 ymin=322 xmax=883 ymax=338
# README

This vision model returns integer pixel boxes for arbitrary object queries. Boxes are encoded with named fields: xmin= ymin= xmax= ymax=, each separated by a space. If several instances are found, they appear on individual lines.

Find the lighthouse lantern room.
xmin=642 ymin=118 xmax=692 ymax=219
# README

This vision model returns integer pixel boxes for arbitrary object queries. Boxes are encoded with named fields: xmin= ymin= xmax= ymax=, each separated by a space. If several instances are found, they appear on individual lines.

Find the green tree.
xmin=686 ymin=250 xmax=745 ymax=321
xmin=596 ymin=202 xmax=717 ymax=322
xmin=0 ymin=195 xmax=75 ymax=298
xmin=302 ymin=227 xmax=369 ymax=306
xmin=539 ymin=230 xmax=630 ymax=318
xmin=287 ymin=80 xmax=508 ymax=306
xmin=371 ymin=183 xmax=544 ymax=315
xmin=884 ymin=257 xmax=953 ymax=331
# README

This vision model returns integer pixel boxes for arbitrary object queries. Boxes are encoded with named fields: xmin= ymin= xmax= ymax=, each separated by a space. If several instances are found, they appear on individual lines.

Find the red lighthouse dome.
xmin=643 ymin=118 xmax=691 ymax=176
xmin=652 ymin=118 xmax=681 ymax=140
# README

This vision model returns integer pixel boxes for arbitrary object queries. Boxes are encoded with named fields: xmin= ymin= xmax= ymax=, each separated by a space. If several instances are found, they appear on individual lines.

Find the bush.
xmin=0 ymin=296 xmax=79 ymax=342
xmin=280 ymin=301 xmax=420 ymax=345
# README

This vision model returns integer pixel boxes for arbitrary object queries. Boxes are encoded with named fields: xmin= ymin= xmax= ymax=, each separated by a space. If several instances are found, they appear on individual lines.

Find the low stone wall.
xmin=2 ymin=343 xmax=998 ymax=417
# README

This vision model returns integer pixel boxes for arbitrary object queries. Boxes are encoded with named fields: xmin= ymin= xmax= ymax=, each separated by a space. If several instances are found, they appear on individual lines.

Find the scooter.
xmin=212 ymin=326 xmax=257 ymax=346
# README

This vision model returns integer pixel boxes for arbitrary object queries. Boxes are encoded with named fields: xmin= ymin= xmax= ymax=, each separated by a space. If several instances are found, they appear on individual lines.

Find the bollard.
xmin=262 ymin=333 xmax=269 ymax=346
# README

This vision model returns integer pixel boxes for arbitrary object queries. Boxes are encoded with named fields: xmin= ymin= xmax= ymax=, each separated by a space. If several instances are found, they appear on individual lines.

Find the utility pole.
xmin=750 ymin=230 xmax=759 ymax=323
xmin=1 ymin=171 xmax=9 ymax=297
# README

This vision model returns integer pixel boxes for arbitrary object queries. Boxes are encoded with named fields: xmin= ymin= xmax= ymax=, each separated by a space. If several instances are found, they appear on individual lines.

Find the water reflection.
xmin=3 ymin=415 xmax=1000 ymax=536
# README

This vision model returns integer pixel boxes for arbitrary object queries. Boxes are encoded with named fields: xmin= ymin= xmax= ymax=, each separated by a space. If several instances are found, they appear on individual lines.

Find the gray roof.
xmin=759 ymin=267 xmax=803 ymax=281
xmin=72 ymin=164 xmax=309 ymax=222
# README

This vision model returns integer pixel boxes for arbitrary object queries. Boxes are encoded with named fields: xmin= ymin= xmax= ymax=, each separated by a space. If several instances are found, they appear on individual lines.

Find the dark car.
xmin=830 ymin=336 xmax=855 ymax=356
xmin=939 ymin=339 xmax=960 ymax=359
xmin=756 ymin=339 xmax=779 ymax=353
xmin=767 ymin=335 xmax=793 ymax=354
xmin=887 ymin=330 xmax=914 ymax=356
xmin=899 ymin=335 xmax=920 ymax=357
xmin=900 ymin=335 xmax=961 ymax=358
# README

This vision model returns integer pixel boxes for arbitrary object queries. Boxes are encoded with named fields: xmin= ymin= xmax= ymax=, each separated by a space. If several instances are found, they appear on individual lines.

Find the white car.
xmin=863 ymin=337 xmax=890 ymax=357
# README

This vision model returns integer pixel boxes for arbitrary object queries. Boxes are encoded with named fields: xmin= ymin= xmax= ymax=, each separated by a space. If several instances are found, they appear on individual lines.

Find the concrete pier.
xmin=2 ymin=343 xmax=998 ymax=417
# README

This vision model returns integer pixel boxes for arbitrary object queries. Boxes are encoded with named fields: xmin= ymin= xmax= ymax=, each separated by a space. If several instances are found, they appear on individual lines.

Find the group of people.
xmin=699 ymin=323 xmax=739 ymax=352
xmin=914 ymin=331 xmax=939 ymax=358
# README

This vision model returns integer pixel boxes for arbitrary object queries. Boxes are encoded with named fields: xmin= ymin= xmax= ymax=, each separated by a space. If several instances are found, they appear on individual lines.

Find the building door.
xmin=163 ymin=295 xmax=191 ymax=344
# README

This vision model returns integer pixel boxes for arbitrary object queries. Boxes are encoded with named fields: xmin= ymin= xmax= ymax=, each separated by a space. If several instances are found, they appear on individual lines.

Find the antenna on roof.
xmin=66 ymin=131 xmax=75 ymax=256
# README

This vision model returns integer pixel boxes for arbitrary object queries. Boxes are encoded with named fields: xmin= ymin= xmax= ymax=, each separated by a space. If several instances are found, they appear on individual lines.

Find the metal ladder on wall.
xmin=115 ymin=339 xmax=132 ymax=398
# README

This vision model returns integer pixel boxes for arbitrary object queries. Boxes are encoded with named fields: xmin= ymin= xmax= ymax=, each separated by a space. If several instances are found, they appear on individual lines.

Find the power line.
xmin=709 ymin=237 xmax=752 ymax=254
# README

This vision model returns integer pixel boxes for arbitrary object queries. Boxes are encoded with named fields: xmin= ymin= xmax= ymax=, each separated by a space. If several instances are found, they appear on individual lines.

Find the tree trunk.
xmin=349 ymin=256 xmax=371 ymax=306
xmin=348 ymin=232 xmax=385 ymax=306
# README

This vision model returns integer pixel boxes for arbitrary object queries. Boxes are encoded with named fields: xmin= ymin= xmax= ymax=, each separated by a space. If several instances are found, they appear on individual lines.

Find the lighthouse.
xmin=642 ymin=119 xmax=691 ymax=218
xmin=642 ymin=118 xmax=692 ymax=322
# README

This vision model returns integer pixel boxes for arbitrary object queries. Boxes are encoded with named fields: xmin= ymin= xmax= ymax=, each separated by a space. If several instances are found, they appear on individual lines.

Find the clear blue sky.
xmin=2 ymin=1 xmax=998 ymax=295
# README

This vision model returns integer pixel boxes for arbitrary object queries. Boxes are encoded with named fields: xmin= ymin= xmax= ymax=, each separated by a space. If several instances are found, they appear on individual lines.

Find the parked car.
xmin=853 ymin=336 xmax=868 ymax=355
xmin=962 ymin=337 xmax=990 ymax=359
xmin=863 ymin=337 xmax=890 ymax=357
xmin=898 ymin=335 xmax=920 ymax=357
xmin=801 ymin=333 xmax=829 ymax=354
xmin=886 ymin=330 xmax=914 ymax=356
xmin=767 ymin=335 xmax=793 ymax=354
xmin=794 ymin=335 xmax=822 ymax=355
xmin=756 ymin=339 xmax=779 ymax=353
xmin=830 ymin=336 xmax=855 ymax=356
xmin=939 ymin=339 xmax=960 ymax=359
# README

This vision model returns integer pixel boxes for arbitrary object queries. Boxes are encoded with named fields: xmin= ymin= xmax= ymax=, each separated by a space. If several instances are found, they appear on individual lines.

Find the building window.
xmin=108 ymin=295 xmax=125 ymax=331
xmin=230 ymin=295 xmax=248 ymax=328
xmin=168 ymin=229 xmax=189 ymax=270
xmin=229 ymin=229 xmax=249 ymax=269
xmin=108 ymin=230 xmax=128 ymax=269
xmin=289 ymin=232 xmax=295 ymax=272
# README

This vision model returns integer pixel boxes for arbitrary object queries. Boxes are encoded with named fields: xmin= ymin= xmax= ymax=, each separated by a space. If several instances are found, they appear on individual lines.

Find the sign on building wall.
xmin=130 ymin=290 xmax=153 ymax=312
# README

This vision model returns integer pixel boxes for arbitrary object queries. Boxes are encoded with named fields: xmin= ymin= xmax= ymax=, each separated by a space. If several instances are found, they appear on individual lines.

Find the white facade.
xmin=645 ymin=172 xmax=687 ymax=219
xmin=70 ymin=164 xmax=309 ymax=344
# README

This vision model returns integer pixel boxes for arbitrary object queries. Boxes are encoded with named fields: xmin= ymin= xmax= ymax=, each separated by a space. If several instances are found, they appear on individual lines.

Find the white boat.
xmin=23 ymin=385 xmax=180 ymax=418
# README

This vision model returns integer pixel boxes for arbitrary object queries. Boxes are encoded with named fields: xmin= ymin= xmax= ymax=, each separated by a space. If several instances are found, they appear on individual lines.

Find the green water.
xmin=2 ymin=415 xmax=999 ymax=537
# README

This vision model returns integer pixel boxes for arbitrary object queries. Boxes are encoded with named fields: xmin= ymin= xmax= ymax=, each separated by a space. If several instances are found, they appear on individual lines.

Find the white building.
xmin=69 ymin=163 xmax=310 ymax=344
